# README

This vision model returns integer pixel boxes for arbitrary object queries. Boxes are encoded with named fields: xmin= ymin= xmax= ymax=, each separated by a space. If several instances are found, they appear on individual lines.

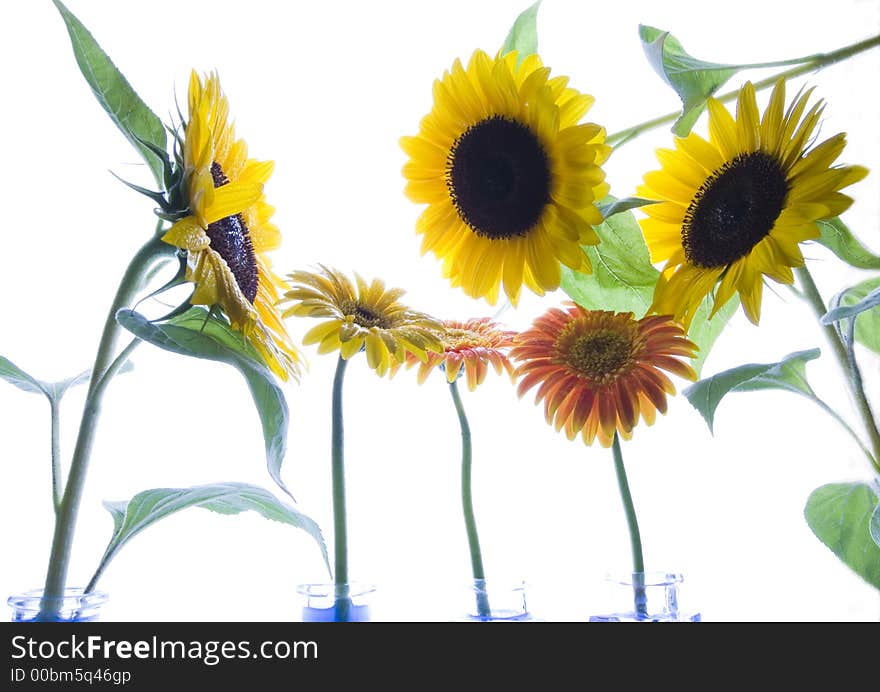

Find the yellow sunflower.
xmin=638 ymin=78 xmax=868 ymax=327
xmin=161 ymin=71 xmax=301 ymax=380
xmin=402 ymin=317 xmax=516 ymax=390
xmin=401 ymin=49 xmax=610 ymax=305
xmin=280 ymin=266 xmax=444 ymax=376
xmin=512 ymin=304 xmax=697 ymax=447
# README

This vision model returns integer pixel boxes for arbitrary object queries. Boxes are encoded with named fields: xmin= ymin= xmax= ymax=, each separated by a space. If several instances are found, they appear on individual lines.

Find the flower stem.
xmin=606 ymin=33 xmax=880 ymax=146
xmin=40 ymin=235 xmax=172 ymax=616
xmin=449 ymin=379 xmax=491 ymax=619
xmin=50 ymin=399 xmax=62 ymax=514
xmin=331 ymin=355 xmax=352 ymax=620
xmin=795 ymin=266 xmax=880 ymax=474
xmin=611 ymin=432 xmax=647 ymax=617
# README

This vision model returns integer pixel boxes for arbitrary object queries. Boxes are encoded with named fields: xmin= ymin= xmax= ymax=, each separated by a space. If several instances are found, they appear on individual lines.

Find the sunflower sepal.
xmin=500 ymin=1 xmax=541 ymax=63
xmin=116 ymin=307 xmax=296 ymax=499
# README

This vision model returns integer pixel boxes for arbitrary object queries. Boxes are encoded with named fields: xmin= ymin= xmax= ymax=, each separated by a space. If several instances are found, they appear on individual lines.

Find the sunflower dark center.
xmin=447 ymin=116 xmax=550 ymax=240
xmin=205 ymin=162 xmax=259 ymax=303
xmin=682 ymin=151 xmax=789 ymax=268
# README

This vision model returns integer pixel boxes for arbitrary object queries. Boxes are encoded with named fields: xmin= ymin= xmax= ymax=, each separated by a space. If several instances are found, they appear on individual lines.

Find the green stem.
xmin=49 ymin=399 xmax=62 ymax=514
xmin=796 ymin=266 xmax=880 ymax=474
xmin=40 ymin=235 xmax=172 ymax=615
xmin=606 ymin=33 xmax=880 ymax=146
xmin=449 ymin=379 xmax=491 ymax=619
xmin=611 ymin=432 xmax=647 ymax=617
xmin=331 ymin=355 xmax=352 ymax=620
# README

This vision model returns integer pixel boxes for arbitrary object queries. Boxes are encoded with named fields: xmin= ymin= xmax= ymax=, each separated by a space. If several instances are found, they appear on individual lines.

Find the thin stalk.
xmin=331 ymin=355 xmax=352 ymax=621
xmin=606 ymin=34 xmax=880 ymax=146
xmin=40 ymin=235 xmax=172 ymax=616
xmin=50 ymin=399 xmax=62 ymax=514
xmin=796 ymin=266 xmax=880 ymax=474
xmin=449 ymin=379 xmax=491 ymax=619
xmin=611 ymin=433 xmax=647 ymax=617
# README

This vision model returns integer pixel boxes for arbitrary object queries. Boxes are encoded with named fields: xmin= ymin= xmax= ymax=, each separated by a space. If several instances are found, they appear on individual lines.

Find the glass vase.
xmin=297 ymin=582 xmax=375 ymax=622
xmin=589 ymin=572 xmax=700 ymax=622
xmin=8 ymin=588 xmax=109 ymax=622
xmin=460 ymin=580 xmax=533 ymax=622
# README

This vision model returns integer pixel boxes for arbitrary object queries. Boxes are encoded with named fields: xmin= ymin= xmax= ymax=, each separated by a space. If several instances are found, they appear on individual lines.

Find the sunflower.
xmin=402 ymin=317 xmax=516 ymax=390
xmin=512 ymin=304 xmax=697 ymax=447
xmin=280 ymin=265 xmax=444 ymax=376
xmin=638 ymin=78 xmax=869 ymax=327
xmin=160 ymin=71 xmax=301 ymax=380
xmin=401 ymin=49 xmax=610 ymax=305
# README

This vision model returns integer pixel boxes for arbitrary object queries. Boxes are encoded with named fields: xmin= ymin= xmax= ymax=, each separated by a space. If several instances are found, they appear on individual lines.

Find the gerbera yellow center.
xmin=206 ymin=162 xmax=259 ymax=303
xmin=556 ymin=321 xmax=641 ymax=385
xmin=682 ymin=151 xmax=789 ymax=268
xmin=446 ymin=116 xmax=550 ymax=240
xmin=443 ymin=327 xmax=491 ymax=351
xmin=340 ymin=300 xmax=392 ymax=329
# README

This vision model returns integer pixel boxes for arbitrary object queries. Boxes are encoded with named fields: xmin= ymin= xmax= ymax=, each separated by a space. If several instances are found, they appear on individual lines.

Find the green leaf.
xmin=687 ymin=296 xmax=740 ymax=377
xmin=0 ymin=356 xmax=46 ymax=396
xmin=870 ymin=501 xmax=880 ymax=550
xmin=502 ymin=1 xmax=541 ymax=63
xmin=116 ymin=308 xmax=292 ymax=498
xmin=561 ymin=207 xmax=660 ymax=317
xmin=639 ymin=24 xmax=740 ymax=136
xmin=597 ymin=197 xmax=657 ymax=219
xmin=683 ymin=349 xmax=821 ymax=433
xmin=815 ymin=218 xmax=880 ymax=270
xmin=52 ymin=0 xmax=168 ymax=188
xmin=824 ymin=277 xmax=880 ymax=355
xmin=0 ymin=356 xmax=132 ymax=402
xmin=805 ymin=482 xmax=880 ymax=590
xmin=92 ymin=484 xmax=329 ymax=586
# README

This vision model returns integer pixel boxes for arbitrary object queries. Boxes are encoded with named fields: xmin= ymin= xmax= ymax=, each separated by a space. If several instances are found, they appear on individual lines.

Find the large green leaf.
xmin=823 ymin=277 xmax=880 ymax=355
xmin=561 ymin=207 xmax=659 ymax=317
xmin=684 ymin=349 xmax=821 ymax=433
xmin=687 ymin=296 xmax=739 ymax=377
xmin=815 ymin=218 xmax=880 ymax=271
xmin=52 ymin=0 xmax=168 ymax=188
xmin=0 ymin=356 xmax=132 ymax=403
xmin=501 ymin=1 xmax=541 ymax=63
xmin=91 ymin=483 xmax=329 ymax=587
xmin=639 ymin=25 xmax=740 ymax=136
xmin=805 ymin=482 xmax=880 ymax=590
xmin=116 ymin=308 xmax=292 ymax=497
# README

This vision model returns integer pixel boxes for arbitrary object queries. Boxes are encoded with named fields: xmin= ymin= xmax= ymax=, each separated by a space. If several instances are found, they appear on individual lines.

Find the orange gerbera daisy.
xmin=512 ymin=304 xmax=697 ymax=447
xmin=403 ymin=317 xmax=516 ymax=390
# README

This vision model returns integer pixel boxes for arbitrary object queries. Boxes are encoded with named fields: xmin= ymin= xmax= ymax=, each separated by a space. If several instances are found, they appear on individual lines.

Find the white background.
xmin=1 ymin=0 xmax=878 ymax=622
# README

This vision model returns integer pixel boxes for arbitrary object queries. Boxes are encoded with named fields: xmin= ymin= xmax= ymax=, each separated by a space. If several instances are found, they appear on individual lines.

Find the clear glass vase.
xmin=8 ymin=588 xmax=109 ymax=622
xmin=589 ymin=572 xmax=700 ymax=622
xmin=296 ymin=582 xmax=375 ymax=622
xmin=460 ymin=580 xmax=533 ymax=622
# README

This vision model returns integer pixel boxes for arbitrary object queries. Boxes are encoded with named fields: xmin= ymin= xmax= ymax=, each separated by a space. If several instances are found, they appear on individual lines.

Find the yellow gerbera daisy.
xmin=161 ymin=71 xmax=301 ymax=380
xmin=638 ymin=78 xmax=869 ymax=327
xmin=512 ymin=304 xmax=697 ymax=447
xmin=402 ymin=317 xmax=516 ymax=390
xmin=280 ymin=266 xmax=444 ymax=377
xmin=401 ymin=49 xmax=610 ymax=305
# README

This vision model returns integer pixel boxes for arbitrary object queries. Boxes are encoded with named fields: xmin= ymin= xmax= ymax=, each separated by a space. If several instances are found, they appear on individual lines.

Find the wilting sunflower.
xmin=512 ymin=304 xmax=697 ymax=447
xmin=638 ymin=78 xmax=868 ymax=327
xmin=280 ymin=265 xmax=444 ymax=376
xmin=401 ymin=49 xmax=610 ymax=305
xmin=402 ymin=317 xmax=516 ymax=390
xmin=161 ymin=71 xmax=301 ymax=380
